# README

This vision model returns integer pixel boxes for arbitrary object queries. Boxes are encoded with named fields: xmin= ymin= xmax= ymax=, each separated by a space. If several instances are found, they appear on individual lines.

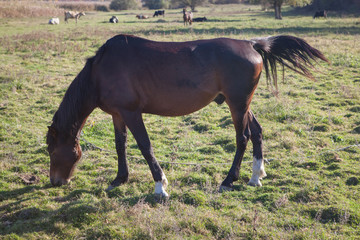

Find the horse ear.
xmin=48 ymin=126 xmax=57 ymax=137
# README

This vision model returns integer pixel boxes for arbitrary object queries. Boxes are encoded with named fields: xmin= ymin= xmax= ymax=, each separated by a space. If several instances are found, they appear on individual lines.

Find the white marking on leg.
xmin=154 ymin=174 xmax=169 ymax=198
xmin=248 ymin=157 xmax=267 ymax=187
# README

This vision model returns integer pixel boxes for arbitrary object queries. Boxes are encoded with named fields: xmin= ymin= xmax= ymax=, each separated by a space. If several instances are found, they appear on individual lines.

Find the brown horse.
xmin=183 ymin=8 xmax=193 ymax=25
xmin=47 ymin=34 xmax=328 ymax=197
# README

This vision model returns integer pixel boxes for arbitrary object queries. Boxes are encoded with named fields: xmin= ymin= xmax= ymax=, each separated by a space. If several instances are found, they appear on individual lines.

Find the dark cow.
xmin=109 ymin=16 xmax=119 ymax=23
xmin=153 ymin=10 xmax=165 ymax=17
xmin=313 ymin=10 xmax=327 ymax=19
xmin=193 ymin=17 xmax=207 ymax=22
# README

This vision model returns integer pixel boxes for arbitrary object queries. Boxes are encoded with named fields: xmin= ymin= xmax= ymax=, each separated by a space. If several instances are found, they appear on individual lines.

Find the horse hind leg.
xmin=247 ymin=111 xmax=267 ymax=187
xmin=107 ymin=115 xmax=129 ymax=191
xmin=220 ymin=103 xmax=251 ymax=192
xmin=120 ymin=109 xmax=169 ymax=198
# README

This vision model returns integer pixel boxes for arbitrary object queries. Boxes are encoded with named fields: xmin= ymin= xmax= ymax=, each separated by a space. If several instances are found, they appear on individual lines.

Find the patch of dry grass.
xmin=0 ymin=1 xmax=63 ymax=18
xmin=0 ymin=1 xmax=109 ymax=18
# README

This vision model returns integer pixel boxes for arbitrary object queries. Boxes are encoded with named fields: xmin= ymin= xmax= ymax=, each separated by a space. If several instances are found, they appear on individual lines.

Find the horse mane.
xmin=50 ymin=55 xmax=99 ymax=138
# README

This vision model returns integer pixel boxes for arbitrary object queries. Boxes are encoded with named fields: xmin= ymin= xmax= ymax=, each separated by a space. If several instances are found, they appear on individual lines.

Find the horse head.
xmin=46 ymin=125 xmax=82 ymax=186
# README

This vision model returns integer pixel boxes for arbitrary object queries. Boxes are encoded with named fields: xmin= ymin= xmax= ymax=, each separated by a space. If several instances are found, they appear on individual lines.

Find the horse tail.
xmin=251 ymin=35 xmax=329 ymax=90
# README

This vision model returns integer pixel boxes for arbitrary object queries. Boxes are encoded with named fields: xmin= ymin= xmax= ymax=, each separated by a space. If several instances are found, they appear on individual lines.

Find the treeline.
xmin=246 ymin=0 xmax=360 ymax=11
xmin=309 ymin=0 xmax=360 ymax=10
xmin=108 ymin=0 xmax=360 ymax=11
xmin=0 ymin=0 xmax=358 ymax=19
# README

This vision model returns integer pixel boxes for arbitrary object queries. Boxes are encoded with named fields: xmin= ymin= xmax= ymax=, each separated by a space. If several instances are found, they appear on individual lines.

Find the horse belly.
xmin=142 ymin=88 xmax=217 ymax=116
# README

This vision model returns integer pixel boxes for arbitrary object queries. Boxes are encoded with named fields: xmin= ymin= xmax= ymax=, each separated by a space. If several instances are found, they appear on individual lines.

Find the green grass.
xmin=1 ymin=3 xmax=360 ymax=239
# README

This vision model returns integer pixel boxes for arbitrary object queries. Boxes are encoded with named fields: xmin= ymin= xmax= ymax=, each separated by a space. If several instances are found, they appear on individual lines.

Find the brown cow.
xmin=136 ymin=14 xmax=149 ymax=19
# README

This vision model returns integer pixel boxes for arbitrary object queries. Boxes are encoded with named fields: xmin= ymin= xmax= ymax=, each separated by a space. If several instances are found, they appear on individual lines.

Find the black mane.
xmin=50 ymin=56 xmax=98 ymax=138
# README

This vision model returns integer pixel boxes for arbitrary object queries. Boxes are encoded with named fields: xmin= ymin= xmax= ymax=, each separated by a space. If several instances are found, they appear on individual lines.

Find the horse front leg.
xmin=248 ymin=111 xmax=267 ymax=187
xmin=107 ymin=114 xmax=129 ymax=191
xmin=220 ymin=108 xmax=250 ymax=192
xmin=121 ymin=110 xmax=169 ymax=198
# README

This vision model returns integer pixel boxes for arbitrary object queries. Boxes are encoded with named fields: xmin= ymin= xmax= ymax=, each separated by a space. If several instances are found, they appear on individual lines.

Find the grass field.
xmin=1 ymin=3 xmax=359 ymax=239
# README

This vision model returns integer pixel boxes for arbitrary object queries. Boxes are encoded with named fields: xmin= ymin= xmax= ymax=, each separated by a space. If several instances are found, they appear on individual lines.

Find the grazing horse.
xmin=47 ymin=34 xmax=328 ymax=198
xmin=153 ymin=10 xmax=165 ymax=17
xmin=313 ymin=10 xmax=327 ymax=19
xmin=183 ymin=8 xmax=193 ymax=25
xmin=64 ymin=11 xmax=85 ymax=23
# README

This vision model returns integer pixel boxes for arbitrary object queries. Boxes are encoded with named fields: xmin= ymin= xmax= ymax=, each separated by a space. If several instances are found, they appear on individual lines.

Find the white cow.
xmin=64 ymin=11 xmax=85 ymax=24
xmin=49 ymin=18 xmax=60 ymax=25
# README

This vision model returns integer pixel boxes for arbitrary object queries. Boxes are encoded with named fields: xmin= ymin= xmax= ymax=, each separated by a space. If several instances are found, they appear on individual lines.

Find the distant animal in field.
xmin=153 ymin=10 xmax=165 ymax=17
xmin=46 ymin=34 xmax=328 ymax=198
xmin=193 ymin=17 xmax=207 ymax=22
xmin=109 ymin=16 xmax=119 ymax=23
xmin=183 ymin=8 xmax=193 ymax=25
xmin=313 ymin=10 xmax=327 ymax=19
xmin=48 ymin=18 xmax=60 ymax=25
xmin=136 ymin=14 xmax=149 ymax=19
xmin=64 ymin=11 xmax=85 ymax=23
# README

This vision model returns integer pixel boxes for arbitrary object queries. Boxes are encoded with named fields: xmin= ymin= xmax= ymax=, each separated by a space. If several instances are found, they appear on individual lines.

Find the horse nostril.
xmin=50 ymin=177 xmax=63 ymax=187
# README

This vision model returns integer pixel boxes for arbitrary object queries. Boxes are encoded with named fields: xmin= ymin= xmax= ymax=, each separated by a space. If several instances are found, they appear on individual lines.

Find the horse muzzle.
xmin=50 ymin=176 xmax=70 ymax=186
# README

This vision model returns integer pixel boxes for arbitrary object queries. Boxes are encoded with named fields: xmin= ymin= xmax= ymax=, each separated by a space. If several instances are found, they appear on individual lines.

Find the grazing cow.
xmin=313 ymin=10 xmax=327 ymax=19
xmin=49 ymin=18 xmax=60 ymax=25
xmin=109 ymin=16 xmax=119 ymax=23
xmin=64 ymin=11 xmax=85 ymax=23
xmin=193 ymin=17 xmax=207 ymax=22
xmin=153 ymin=10 xmax=165 ymax=17
xmin=183 ymin=8 xmax=193 ymax=26
xmin=136 ymin=14 xmax=149 ymax=19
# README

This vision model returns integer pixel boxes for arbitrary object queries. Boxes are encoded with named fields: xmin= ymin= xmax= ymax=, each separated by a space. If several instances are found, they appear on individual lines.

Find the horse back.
xmin=94 ymin=35 xmax=262 ymax=116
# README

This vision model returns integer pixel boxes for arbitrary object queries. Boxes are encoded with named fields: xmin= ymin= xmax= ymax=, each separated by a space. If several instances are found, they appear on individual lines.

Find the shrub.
xmin=143 ymin=0 xmax=169 ymax=9
xmin=95 ymin=5 xmax=109 ymax=12
xmin=110 ymin=0 xmax=139 ymax=10
xmin=58 ymin=3 xmax=95 ymax=11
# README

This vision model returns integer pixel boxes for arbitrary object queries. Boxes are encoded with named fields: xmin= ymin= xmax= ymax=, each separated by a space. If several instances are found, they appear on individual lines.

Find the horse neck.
xmin=53 ymin=59 xmax=97 ymax=140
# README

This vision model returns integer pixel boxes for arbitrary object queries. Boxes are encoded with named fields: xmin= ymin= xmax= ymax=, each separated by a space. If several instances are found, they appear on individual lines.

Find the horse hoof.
xmin=219 ymin=185 xmax=233 ymax=192
xmin=105 ymin=185 xmax=116 ymax=191
xmin=154 ymin=191 xmax=169 ymax=201
xmin=247 ymin=180 xmax=262 ymax=187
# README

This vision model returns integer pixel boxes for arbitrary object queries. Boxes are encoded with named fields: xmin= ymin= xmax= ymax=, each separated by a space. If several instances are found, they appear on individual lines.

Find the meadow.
xmin=0 ymin=3 xmax=359 ymax=239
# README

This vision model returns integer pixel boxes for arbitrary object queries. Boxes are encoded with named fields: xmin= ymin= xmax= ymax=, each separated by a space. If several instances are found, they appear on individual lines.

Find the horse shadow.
xmin=0 ymin=182 xmax=165 ymax=237
xmin=1 ymin=185 xmax=100 ymax=235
